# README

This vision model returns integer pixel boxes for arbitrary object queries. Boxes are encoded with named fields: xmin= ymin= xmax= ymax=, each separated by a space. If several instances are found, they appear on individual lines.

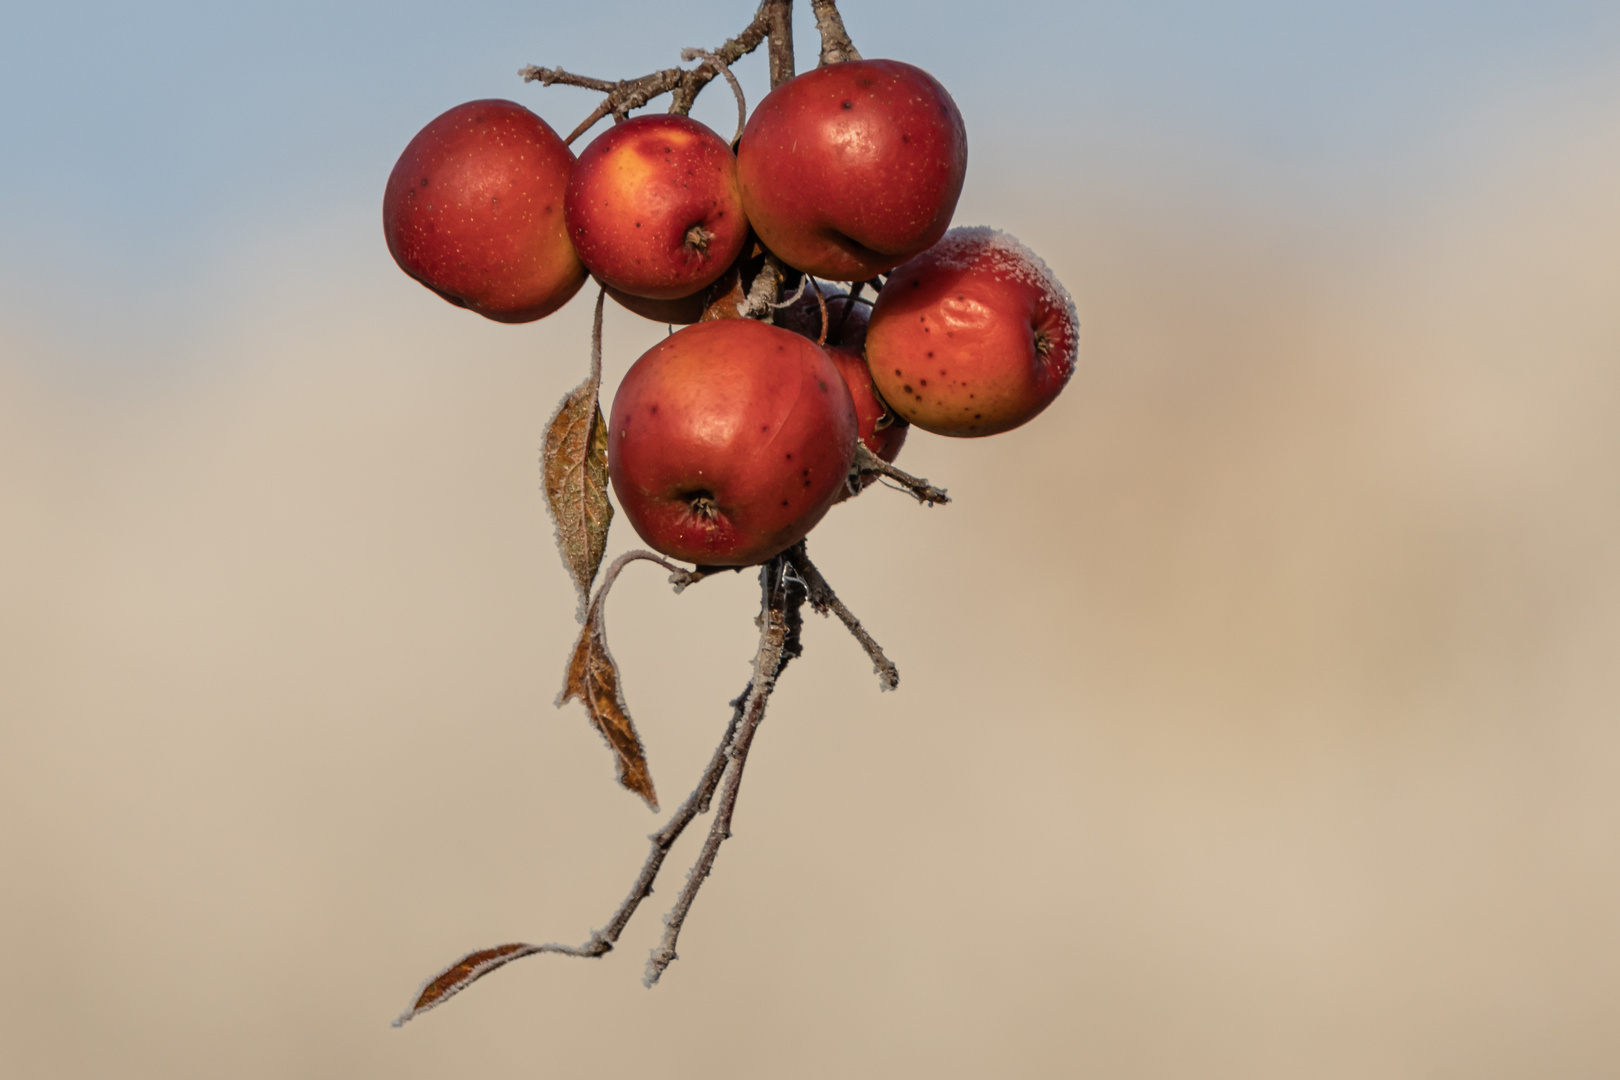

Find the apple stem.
xmin=683 ymin=224 xmax=714 ymax=254
xmin=810 ymin=0 xmax=863 ymax=66
xmin=809 ymin=275 xmax=829 ymax=345
xmin=851 ymin=444 xmax=951 ymax=506
xmin=763 ymin=0 xmax=795 ymax=87
xmin=679 ymin=47 xmax=748 ymax=144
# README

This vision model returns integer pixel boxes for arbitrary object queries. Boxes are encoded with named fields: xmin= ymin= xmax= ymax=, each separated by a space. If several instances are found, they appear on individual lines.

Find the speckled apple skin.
xmin=736 ymin=59 xmax=967 ymax=282
xmin=567 ymin=115 xmax=748 ymax=301
xmin=384 ymin=100 xmax=585 ymax=323
xmin=608 ymin=320 xmax=858 ymax=567
xmin=866 ymin=228 xmax=1079 ymax=437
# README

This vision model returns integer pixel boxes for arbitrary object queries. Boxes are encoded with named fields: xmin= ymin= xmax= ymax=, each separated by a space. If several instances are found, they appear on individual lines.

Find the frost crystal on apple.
xmin=925 ymin=225 xmax=1081 ymax=374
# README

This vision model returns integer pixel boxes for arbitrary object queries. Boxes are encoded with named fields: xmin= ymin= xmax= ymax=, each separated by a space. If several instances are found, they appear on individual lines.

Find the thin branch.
xmin=671 ymin=0 xmax=775 ymax=115
xmin=679 ymin=48 xmax=747 ymax=144
xmin=764 ymin=0 xmax=796 ymax=87
xmin=645 ymin=552 xmax=806 ymax=985
xmin=737 ymin=254 xmax=786 ymax=318
xmin=391 ymin=659 xmax=742 ymax=1026
xmin=562 ymin=100 xmax=614 ymax=147
xmin=768 ymin=272 xmax=809 ymax=310
xmin=784 ymin=545 xmax=897 ymax=690
xmin=810 ymin=0 xmax=863 ymax=65
xmin=392 ymin=546 xmax=810 ymax=1026
xmin=520 ymin=0 xmax=775 ymax=140
xmin=851 ymin=444 xmax=951 ymax=505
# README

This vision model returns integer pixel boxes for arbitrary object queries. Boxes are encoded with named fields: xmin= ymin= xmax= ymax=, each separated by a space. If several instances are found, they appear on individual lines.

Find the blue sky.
xmin=1 ymin=0 xmax=1617 ymax=361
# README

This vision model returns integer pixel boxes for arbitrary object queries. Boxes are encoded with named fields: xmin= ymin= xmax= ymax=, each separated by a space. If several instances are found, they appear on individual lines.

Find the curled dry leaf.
xmin=392 ymin=942 xmax=543 ymax=1027
xmin=558 ymin=552 xmax=672 ymax=810
xmin=698 ymin=262 xmax=745 ymax=321
xmin=542 ymin=289 xmax=614 ymax=618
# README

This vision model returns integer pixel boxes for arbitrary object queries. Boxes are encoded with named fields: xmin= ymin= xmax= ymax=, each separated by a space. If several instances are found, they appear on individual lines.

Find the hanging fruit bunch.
xmin=383 ymin=0 xmax=1078 ymax=1027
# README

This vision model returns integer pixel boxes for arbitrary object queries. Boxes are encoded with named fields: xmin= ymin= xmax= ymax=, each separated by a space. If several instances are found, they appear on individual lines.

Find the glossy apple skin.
xmin=866 ymin=227 xmax=1078 ymax=437
xmin=736 ymin=59 xmax=967 ymax=282
xmin=608 ymin=320 xmax=858 ymax=566
xmin=566 ymin=115 xmax=749 ymax=301
xmin=384 ymin=100 xmax=586 ymax=323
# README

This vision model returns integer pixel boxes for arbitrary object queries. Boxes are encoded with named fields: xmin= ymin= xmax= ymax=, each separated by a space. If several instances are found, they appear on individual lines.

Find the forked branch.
xmin=519 ymin=0 xmax=778 ymax=143
xmin=645 ymin=551 xmax=806 ymax=983
xmin=784 ymin=544 xmax=897 ymax=690
xmin=852 ymin=444 xmax=951 ymax=506
xmin=392 ymin=551 xmax=808 ymax=1025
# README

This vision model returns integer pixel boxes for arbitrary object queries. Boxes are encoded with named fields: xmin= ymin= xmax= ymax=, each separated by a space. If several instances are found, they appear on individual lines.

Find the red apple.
xmin=383 ymin=100 xmax=586 ymax=323
xmin=608 ymin=319 xmax=858 ymax=566
xmin=829 ymin=348 xmax=907 ymax=464
xmin=865 ymin=227 xmax=1078 ymax=437
xmin=736 ymin=59 xmax=968 ymax=282
xmin=566 ymin=114 xmax=749 ymax=302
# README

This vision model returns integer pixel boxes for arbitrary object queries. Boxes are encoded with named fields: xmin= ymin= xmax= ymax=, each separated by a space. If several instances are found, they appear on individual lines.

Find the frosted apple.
xmin=383 ymin=100 xmax=585 ymax=323
xmin=608 ymin=320 xmax=858 ymax=566
xmin=866 ymin=227 xmax=1078 ymax=437
xmin=736 ymin=59 xmax=967 ymax=282
xmin=566 ymin=114 xmax=749 ymax=302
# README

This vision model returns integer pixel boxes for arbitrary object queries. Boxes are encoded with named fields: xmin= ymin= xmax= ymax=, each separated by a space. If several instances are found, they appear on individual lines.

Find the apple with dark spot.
xmin=566 ymin=114 xmax=749 ymax=302
xmin=383 ymin=99 xmax=585 ymax=323
xmin=736 ymin=59 xmax=967 ymax=282
xmin=865 ymin=227 xmax=1078 ymax=437
xmin=608 ymin=319 xmax=858 ymax=566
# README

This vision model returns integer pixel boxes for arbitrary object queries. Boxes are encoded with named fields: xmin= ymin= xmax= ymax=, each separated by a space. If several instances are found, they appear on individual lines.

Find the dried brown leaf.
xmin=699 ymin=263 xmax=745 ymax=321
xmin=391 ymin=942 xmax=541 ymax=1026
xmin=542 ymin=291 xmax=613 ymax=616
xmin=559 ymin=563 xmax=658 ymax=810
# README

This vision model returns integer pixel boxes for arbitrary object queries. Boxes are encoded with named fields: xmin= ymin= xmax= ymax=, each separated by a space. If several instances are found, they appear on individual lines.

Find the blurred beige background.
xmin=4 ymin=5 xmax=1620 ymax=1078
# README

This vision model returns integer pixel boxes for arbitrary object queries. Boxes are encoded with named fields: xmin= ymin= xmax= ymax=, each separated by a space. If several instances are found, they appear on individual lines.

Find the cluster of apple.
xmin=383 ymin=57 xmax=1078 ymax=568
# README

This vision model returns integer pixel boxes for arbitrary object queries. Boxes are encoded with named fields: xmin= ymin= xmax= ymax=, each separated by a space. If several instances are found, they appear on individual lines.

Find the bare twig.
xmin=851 ymin=443 xmax=951 ymax=505
xmin=645 ymin=551 xmax=806 ymax=985
xmin=520 ymin=0 xmax=775 ymax=142
xmin=738 ymin=254 xmax=786 ymax=318
xmin=679 ymin=48 xmax=748 ymax=144
xmin=392 ymin=543 xmax=813 ymax=1025
xmin=810 ymin=0 xmax=863 ymax=65
xmin=764 ymin=0 xmax=795 ymax=87
xmin=768 ymin=272 xmax=809 ymax=310
xmin=784 ymin=544 xmax=898 ymax=690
